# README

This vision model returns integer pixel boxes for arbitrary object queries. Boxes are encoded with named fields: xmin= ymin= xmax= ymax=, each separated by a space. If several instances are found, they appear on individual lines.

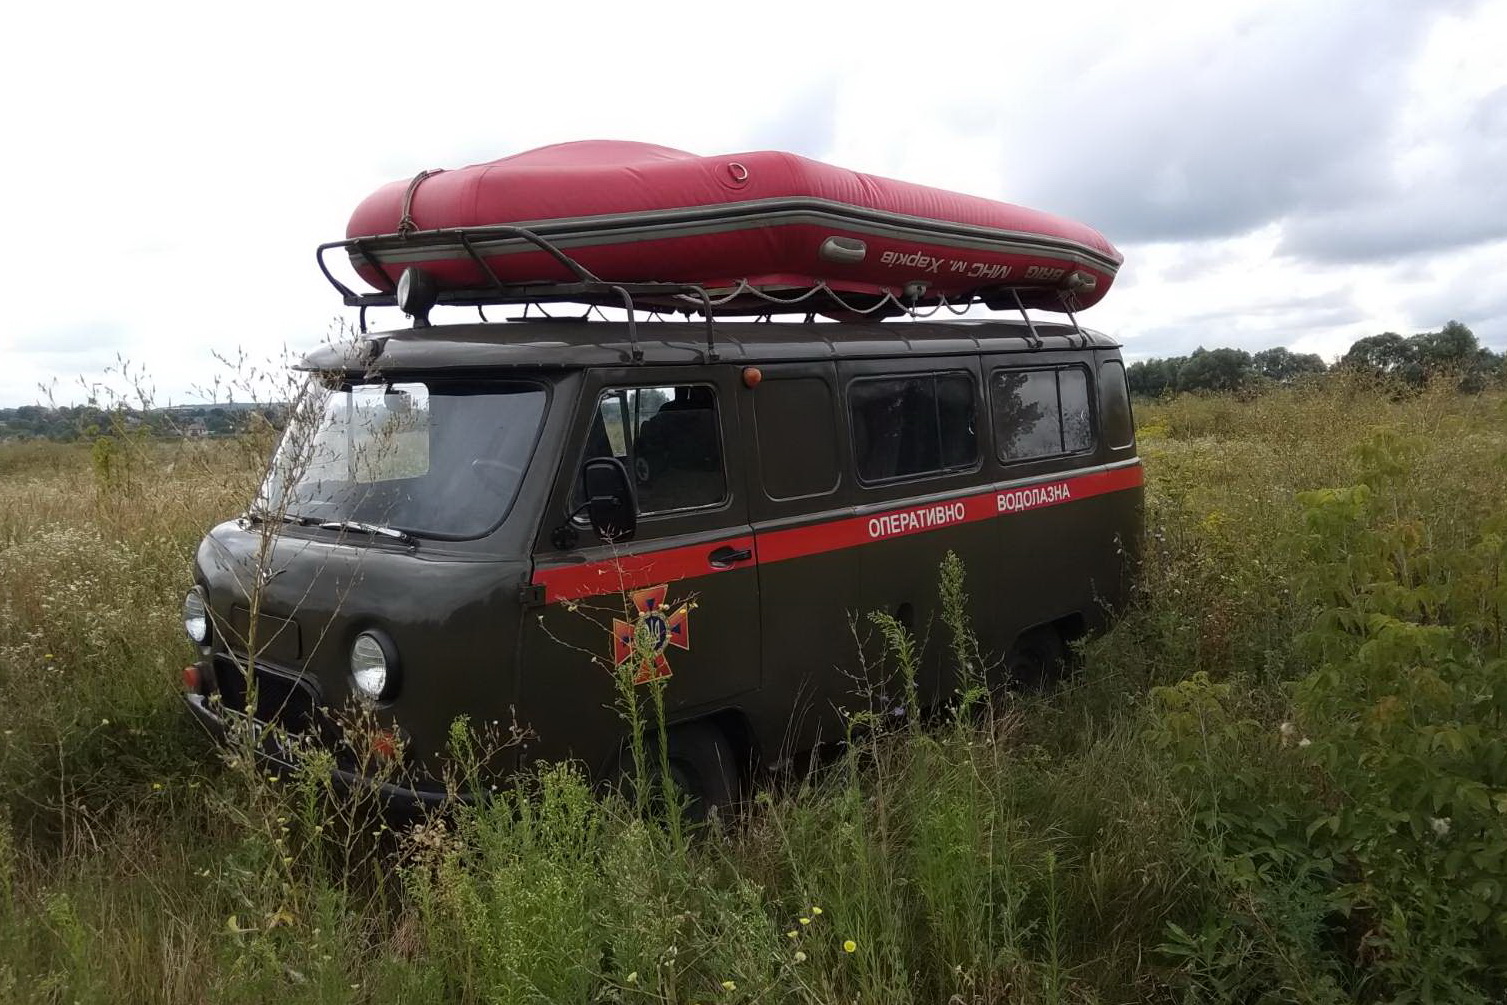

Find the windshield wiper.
xmin=316 ymin=519 xmax=415 ymax=545
xmin=244 ymin=511 xmax=316 ymax=527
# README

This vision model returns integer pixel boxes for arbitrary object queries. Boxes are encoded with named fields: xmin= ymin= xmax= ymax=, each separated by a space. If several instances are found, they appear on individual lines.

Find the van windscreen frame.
xmin=257 ymin=376 xmax=550 ymax=542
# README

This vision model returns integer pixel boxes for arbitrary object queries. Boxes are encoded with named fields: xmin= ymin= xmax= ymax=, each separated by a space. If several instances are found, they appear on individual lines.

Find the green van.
xmin=182 ymin=288 xmax=1143 ymax=812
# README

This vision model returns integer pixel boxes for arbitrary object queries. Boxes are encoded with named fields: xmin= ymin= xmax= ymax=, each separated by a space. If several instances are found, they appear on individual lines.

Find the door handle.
xmin=708 ymin=545 xmax=754 ymax=568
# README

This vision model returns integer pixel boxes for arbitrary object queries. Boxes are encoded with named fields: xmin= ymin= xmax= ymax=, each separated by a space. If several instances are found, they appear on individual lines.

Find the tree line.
xmin=1127 ymin=320 xmax=1504 ymax=396
xmin=0 ymin=402 xmax=283 ymax=442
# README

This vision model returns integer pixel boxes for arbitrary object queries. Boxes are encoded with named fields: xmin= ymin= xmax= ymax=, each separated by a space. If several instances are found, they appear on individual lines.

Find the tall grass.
xmin=0 ymin=378 xmax=1503 ymax=1001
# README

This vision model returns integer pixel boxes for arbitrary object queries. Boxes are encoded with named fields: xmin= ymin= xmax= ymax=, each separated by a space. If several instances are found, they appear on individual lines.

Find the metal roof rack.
xmin=314 ymin=224 xmax=1089 ymax=360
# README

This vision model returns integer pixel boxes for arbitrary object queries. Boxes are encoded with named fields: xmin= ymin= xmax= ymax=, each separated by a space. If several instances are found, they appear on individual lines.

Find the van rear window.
xmin=848 ymin=373 xmax=977 ymax=483
xmin=1099 ymin=360 xmax=1136 ymax=450
xmin=991 ymin=366 xmax=1094 ymax=462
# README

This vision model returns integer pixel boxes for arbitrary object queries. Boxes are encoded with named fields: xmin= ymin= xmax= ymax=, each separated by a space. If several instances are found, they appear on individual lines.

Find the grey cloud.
xmin=1279 ymin=85 xmax=1507 ymax=262
xmin=738 ymin=77 xmax=840 ymax=158
xmin=1394 ymin=252 xmax=1507 ymax=347
xmin=1001 ymin=2 xmax=1478 ymax=254
xmin=1121 ymin=287 xmax=1364 ymax=359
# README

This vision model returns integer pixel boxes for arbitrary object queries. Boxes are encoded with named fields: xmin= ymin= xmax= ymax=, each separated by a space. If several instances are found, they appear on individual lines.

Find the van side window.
xmin=991 ymin=366 xmax=1095 ymax=462
xmin=849 ymin=372 xmax=977 ymax=483
xmin=583 ymin=385 xmax=726 ymax=514
xmin=755 ymin=377 xmax=840 ymax=500
xmin=1099 ymin=359 xmax=1136 ymax=450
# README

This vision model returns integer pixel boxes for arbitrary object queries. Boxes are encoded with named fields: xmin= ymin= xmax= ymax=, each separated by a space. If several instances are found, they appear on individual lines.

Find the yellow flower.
xmin=786 ymin=930 xmax=798 ymax=939
xmin=794 ymin=951 xmax=807 ymax=963
xmin=811 ymin=906 xmax=823 ymax=915
xmin=799 ymin=916 xmax=811 ymax=926
xmin=626 ymin=971 xmax=638 ymax=984
xmin=843 ymin=939 xmax=857 ymax=953
xmin=721 ymin=979 xmax=737 ymax=991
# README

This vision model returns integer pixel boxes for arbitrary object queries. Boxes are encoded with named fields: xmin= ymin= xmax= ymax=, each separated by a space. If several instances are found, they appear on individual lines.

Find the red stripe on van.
xmin=533 ymin=462 xmax=1142 ymax=603
xmin=535 ymin=534 xmax=758 ymax=604
xmin=759 ymin=460 xmax=1144 ymax=564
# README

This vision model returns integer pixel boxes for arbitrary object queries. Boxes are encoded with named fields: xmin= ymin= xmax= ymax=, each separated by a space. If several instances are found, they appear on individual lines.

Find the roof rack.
xmin=314 ymin=224 xmax=1089 ymax=359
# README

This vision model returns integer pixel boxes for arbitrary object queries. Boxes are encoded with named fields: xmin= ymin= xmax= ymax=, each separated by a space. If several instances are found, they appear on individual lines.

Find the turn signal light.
xmin=371 ymin=729 xmax=399 ymax=761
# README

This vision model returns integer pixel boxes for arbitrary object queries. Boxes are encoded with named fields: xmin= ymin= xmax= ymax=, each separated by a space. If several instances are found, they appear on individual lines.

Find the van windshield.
xmin=258 ymin=380 xmax=546 ymax=539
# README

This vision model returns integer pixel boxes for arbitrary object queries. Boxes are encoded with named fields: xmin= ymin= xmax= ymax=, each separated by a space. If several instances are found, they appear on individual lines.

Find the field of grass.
xmin=1 ymin=378 xmax=1504 ymax=1003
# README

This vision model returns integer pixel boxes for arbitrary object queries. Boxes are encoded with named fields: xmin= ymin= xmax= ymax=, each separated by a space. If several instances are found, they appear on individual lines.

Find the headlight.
xmin=183 ymin=587 xmax=209 ymax=644
xmin=350 ymin=631 xmax=398 ymax=702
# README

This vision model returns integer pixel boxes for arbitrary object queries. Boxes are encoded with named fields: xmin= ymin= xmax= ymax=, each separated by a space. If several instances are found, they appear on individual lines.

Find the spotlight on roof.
xmin=395 ymin=267 xmax=439 ymax=327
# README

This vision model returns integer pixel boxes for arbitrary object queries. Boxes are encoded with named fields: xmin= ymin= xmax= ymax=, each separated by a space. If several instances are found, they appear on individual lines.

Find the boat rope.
xmin=397 ymin=170 xmax=445 ymax=238
xmin=671 ymin=278 xmax=987 ymax=319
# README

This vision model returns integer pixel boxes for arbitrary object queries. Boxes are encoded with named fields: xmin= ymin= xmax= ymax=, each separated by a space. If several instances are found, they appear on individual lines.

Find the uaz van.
xmin=181 ymin=278 xmax=1143 ymax=812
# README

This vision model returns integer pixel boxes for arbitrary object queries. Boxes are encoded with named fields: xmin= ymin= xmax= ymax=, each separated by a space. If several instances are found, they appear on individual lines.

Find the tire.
xmin=619 ymin=721 xmax=739 ymax=826
xmin=1003 ymin=624 xmax=1068 ymax=691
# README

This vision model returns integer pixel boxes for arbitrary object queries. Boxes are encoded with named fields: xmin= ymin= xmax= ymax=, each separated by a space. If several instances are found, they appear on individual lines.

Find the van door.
xmin=737 ymin=361 xmax=860 ymax=762
xmin=521 ymin=367 xmax=762 ymax=776
xmin=837 ymin=355 xmax=989 ymax=710
xmin=981 ymin=350 xmax=1104 ymax=643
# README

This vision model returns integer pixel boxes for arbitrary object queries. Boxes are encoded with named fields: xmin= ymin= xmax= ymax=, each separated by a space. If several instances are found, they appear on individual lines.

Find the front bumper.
xmin=183 ymin=692 xmax=462 ymax=813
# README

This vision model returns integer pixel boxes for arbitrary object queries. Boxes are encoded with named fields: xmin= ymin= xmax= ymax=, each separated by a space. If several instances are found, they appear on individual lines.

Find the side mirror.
xmin=582 ymin=457 xmax=637 ymax=543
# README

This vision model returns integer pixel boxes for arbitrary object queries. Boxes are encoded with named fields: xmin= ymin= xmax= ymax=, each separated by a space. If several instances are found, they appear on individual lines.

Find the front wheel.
xmin=617 ymin=721 xmax=739 ymax=826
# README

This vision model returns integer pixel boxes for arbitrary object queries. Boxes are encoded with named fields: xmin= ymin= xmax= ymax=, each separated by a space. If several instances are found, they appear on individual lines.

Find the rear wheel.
xmin=1003 ymin=624 xmax=1068 ymax=691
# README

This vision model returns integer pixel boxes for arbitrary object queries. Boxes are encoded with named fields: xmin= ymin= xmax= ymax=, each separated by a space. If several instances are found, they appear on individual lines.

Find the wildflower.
xmin=151 ymin=782 xmax=163 ymax=791
xmin=721 ymin=979 xmax=737 ymax=991
xmin=799 ymin=916 xmax=811 ymax=926
xmin=811 ymin=906 xmax=823 ymax=915
xmin=786 ymin=930 xmax=798 ymax=939
xmin=1297 ymin=737 xmax=1311 ymax=748
xmin=100 ymin=718 xmax=110 ymax=726
xmin=1430 ymin=817 xmax=1451 ymax=838
xmin=794 ymin=951 xmax=807 ymax=963
xmin=843 ymin=940 xmax=857 ymax=953
xmin=45 ymin=654 xmax=54 ymax=660
xmin=1278 ymin=721 xmax=1294 ymax=745
xmin=626 ymin=971 xmax=638 ymax=984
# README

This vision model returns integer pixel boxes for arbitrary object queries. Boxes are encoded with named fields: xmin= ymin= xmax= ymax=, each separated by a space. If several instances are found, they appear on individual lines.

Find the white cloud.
xmin=1 ymin=0 xmax=1503 ymax=404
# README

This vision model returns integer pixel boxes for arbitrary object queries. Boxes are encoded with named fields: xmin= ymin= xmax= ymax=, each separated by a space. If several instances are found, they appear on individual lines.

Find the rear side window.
xmin=1099 ymin=360 xmax=1136 ymax=450
xmin=581 ymin=385 xmax=726 ymax=515
xmin=755 ymin=377 xmax=840 ymax=500
xmin=991 ymin=366 xmax=1095 ymax=462
xmin=849 ymin=372 xmax=977 ymax=483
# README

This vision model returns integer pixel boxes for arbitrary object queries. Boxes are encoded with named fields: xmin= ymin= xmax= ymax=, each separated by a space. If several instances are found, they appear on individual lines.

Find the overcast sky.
xmin=2 ymin=0 xmax=1503 ymax=406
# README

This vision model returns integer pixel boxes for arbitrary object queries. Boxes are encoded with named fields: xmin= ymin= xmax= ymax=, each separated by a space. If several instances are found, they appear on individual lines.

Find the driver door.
xmin=520 ymin=367 xmax=762 ymax=773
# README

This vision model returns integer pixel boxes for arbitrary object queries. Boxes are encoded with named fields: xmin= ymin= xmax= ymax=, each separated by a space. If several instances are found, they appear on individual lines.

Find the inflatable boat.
xmin=343 ymin=140 xmax=1122 ymax=315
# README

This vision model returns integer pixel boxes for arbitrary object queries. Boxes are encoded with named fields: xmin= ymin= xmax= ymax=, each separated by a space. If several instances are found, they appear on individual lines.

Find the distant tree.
xmin=1414 ymin=320 xmax=1478 ymax=369
xmin=1341 ymin=332 xmax=1421 ymax=384
xmin=1253 ymin=347 xmax=1328 ymax=383
xmin=1342 ymin=322 xmax=1499 ymax=389
xmin=1126 ymin=357 xmax=1186 ymax=397
xmin=1177 ymin=347 xmax=1255 ymax=392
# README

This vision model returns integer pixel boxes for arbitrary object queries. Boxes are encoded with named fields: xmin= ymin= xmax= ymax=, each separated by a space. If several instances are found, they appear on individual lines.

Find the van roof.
xmin=298 ymin=318 xmax=1120 ymax=374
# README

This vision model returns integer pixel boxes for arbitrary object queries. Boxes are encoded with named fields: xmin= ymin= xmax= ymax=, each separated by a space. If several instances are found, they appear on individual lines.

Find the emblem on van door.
xmin=612 ymin=585 xmax=691 ymax=684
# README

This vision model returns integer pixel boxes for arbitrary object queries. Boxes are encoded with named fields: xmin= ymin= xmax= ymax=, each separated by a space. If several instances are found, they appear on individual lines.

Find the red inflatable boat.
xmin=343 ymin=141 xmax=1122 ymax=315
